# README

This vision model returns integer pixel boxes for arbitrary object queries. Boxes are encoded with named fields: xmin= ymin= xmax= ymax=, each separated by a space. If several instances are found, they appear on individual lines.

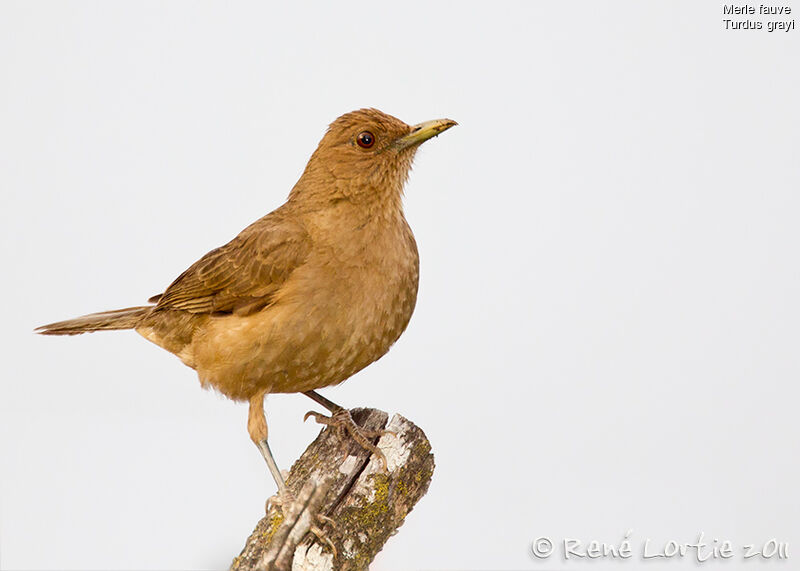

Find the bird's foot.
xmin=268 ymin=487 xmax=338 ymax=555
xmin=265 ymin=482 xmax=296 ymax=513
xmin=310 ymin=518 xmax=338 ymax=557
xmin=304 ymin=408 xmax=393 ymax=472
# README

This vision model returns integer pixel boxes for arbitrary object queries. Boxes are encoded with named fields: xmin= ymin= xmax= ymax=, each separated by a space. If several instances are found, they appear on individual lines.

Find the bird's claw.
xmin=265 ymin=486 xmax=297 ymax=513
xmin=316 ymin=513 xmax=338 ymax=529
xmin=310 ymin=524 xmax=338 ymax=557
xmin=304 ymin=408 xmax=392 ymax=473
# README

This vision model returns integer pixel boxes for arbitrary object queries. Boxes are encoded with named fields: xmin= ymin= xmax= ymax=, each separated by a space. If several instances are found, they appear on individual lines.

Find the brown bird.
xmin=36 ymin=108 xmax=456 ymax=501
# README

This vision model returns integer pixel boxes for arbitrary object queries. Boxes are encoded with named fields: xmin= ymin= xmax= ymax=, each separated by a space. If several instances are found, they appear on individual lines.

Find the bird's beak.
xmin=395 ymin=118 xmax=458 ymax=150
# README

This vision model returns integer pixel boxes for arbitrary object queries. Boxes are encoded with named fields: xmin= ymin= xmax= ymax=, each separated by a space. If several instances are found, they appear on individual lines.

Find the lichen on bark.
xmin=230 ymin=408 xmax=434 ymax=571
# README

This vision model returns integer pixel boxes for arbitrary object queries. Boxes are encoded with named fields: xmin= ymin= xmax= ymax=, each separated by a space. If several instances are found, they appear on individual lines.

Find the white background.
xmin=1 ymin=2 xmax=798 ymax=570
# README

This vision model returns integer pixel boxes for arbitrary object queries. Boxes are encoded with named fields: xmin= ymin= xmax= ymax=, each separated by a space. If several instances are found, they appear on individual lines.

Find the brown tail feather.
xmin=35 ymin=306 xmax=153 ymax=336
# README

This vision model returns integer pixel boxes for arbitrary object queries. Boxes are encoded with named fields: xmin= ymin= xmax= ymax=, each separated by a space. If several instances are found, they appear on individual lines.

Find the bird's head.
xmin=290 ymin=108 xmax=456 ymax=208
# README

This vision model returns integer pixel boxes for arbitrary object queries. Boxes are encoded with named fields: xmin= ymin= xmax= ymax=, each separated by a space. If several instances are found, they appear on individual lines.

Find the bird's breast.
xmin=300 ymin=223 xmax=420 ymax=380
xmin=191 ymin=219 xmax=420 ymax=399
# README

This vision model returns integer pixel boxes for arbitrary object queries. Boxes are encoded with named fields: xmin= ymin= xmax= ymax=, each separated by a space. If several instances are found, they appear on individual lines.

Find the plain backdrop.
xmin=1 ymin=2 xmax=798 ymax=570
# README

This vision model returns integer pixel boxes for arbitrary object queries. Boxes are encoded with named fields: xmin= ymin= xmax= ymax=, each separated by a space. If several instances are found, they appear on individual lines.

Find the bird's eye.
xmin=356 ymin=131 xmax=375 ymax=148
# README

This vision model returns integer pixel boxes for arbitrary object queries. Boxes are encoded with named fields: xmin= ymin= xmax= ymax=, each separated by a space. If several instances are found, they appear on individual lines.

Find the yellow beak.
xmin=395 ymin=118 xmax=458 ymax=150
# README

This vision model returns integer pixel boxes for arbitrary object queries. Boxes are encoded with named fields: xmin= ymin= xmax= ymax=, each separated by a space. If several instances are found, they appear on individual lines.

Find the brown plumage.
xmin=37 ymin=108 xmax=456 ymax=497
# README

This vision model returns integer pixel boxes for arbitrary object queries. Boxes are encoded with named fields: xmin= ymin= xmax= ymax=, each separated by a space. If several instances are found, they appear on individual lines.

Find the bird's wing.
xmin=153 ymin=213 xmax=311 ymax=316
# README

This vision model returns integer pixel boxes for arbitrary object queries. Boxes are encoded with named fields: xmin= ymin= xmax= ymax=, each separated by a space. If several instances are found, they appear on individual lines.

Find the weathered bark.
xmin=230 ymin=408 xmax=434 ymax=571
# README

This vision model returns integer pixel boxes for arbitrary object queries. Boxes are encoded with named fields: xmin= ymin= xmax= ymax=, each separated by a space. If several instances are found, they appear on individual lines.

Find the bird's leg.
xmin=302 ymin=390 xmax=393 ymax=472
xmin=248 ymin=392 xmax=293 ymax=509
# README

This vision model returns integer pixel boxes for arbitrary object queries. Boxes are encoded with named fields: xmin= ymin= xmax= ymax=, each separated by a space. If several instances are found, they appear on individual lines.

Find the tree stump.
xmin=230 ymin=408 xmax=434 ymax=571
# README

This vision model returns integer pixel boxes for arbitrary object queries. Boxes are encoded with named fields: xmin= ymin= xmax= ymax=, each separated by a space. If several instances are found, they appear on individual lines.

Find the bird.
xmin=36 ymin=108 xmax=457 ymax=502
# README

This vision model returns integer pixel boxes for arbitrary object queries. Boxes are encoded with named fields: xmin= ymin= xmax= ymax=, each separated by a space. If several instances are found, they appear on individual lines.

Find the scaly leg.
xmin=303 ymin=390 xmax=393 ymax=472
xmin=248 ymin=391 xmax=292 ymax=507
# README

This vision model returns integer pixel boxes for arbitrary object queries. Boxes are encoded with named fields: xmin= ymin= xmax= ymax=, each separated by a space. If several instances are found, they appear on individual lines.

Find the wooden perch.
xmin=230 ymin=408 xmax=434 ymax=571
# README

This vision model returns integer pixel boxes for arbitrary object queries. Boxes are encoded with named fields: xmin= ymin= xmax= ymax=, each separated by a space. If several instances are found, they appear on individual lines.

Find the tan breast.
xmin=178 ymin=214 xmax=419 ymax=401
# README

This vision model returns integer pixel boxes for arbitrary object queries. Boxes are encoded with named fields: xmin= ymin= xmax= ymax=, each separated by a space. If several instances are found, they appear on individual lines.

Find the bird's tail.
xmin=35 ymin=306 xmax=152 ymax=336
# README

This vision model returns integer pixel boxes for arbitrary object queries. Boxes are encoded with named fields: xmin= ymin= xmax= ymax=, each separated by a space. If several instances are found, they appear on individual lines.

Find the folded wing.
xmin=154 ymin=212 xmax=311 ymax=316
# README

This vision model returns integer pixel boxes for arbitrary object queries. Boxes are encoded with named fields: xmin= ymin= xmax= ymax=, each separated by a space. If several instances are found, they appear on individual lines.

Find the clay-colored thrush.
xmin=37 ymin=108 xmax=456 ymax=499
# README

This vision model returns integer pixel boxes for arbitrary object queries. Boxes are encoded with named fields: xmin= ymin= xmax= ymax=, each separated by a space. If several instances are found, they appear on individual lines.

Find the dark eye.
xmin=356 ymin=131 xmax=375 ymax=148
